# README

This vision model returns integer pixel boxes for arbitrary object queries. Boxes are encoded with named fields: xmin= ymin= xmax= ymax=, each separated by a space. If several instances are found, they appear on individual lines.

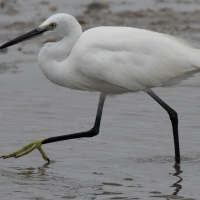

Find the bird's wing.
xmin=69 ymin=27 xmax=200 ymax=92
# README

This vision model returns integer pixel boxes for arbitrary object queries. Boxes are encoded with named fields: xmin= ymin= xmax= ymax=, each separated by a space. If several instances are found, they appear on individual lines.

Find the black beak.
xmin=0 ymin=27 xmax=46 ymax=49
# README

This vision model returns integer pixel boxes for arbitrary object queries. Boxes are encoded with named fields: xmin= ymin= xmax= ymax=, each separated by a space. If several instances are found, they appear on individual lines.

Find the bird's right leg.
xmin=1 ymin=93 xmax=106 ymax=162
xmin=147 ymin=89 xmax=181 ymax=164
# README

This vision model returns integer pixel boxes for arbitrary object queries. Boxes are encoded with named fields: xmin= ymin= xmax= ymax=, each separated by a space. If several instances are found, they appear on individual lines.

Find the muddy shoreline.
xmin=1 ymin=1 xmax=200 ymax=200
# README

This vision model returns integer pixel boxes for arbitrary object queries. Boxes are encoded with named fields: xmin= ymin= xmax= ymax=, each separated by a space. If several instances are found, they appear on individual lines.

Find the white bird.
xmin=1 ymin=13 xmax=199 ymax=164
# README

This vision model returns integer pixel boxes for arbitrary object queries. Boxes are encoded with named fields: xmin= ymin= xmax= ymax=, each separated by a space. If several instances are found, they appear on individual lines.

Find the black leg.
xmin=42 ymin=93 xmax=106 ymax=145
xmin=147 ymin=89 xmax=181 ymax=164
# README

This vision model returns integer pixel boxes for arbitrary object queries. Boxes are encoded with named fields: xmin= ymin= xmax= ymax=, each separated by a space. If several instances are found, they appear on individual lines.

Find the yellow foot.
xmin=1 ymin=138 xmax=49 ymax=163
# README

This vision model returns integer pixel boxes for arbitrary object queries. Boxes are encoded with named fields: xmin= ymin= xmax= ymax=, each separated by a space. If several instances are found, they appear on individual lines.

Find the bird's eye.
xmin=50 ymin=23 xmax=56 ymax=28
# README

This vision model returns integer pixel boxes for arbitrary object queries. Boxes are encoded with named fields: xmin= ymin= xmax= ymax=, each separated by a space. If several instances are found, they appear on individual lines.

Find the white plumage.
xmin=1 ymin=13 xmax=199 ymax=164
xmin=38 ymin=14 xmax=200 ymax=94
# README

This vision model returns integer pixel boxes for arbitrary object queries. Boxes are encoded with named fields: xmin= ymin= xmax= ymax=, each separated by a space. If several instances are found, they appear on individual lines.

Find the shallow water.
xmin=1 ymin=0 xmax=200 ymax=199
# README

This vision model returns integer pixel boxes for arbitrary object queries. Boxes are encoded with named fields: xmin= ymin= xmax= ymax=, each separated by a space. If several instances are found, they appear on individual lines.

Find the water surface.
xmin=0 ymin=0 xmax=200 ymax=199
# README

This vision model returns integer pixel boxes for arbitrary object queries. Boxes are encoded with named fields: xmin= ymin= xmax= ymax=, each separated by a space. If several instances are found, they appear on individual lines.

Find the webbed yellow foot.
xmin=1 ymin=138 xmax=49 ymax=163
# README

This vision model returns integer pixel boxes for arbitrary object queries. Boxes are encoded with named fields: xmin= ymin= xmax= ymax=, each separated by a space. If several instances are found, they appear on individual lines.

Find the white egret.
xmin=1 ymin=13 xmax=199 ymax=164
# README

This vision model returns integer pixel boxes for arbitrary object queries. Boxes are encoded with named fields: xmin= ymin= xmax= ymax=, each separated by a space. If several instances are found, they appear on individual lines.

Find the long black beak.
xmin=0 ymin=27 xmax=46 ymax=49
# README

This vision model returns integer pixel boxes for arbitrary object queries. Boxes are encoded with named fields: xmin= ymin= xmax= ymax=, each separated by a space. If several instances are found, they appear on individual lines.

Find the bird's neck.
xmin=38 ymin=23 xmax=82 ymax=86
xmin=41 ymin=23 xmax=82 ymax=62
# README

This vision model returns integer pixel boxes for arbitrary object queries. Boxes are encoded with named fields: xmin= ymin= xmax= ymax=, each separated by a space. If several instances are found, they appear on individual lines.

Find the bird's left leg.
xmin=1 ymin=138 xmax=49 ymax=163
xmin=42 ymin=93 xmax=106 ymax=143
xmin=1 ymin=93 xmax=106 ymax=162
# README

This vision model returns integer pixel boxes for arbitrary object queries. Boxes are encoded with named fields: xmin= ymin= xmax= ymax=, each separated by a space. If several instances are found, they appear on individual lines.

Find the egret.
xmin=1 ymin=13 xmax=199 ymax=165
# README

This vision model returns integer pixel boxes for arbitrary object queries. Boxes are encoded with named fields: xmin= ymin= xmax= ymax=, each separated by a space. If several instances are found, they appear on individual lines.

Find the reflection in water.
xmin=150 ymin=164 xmax=183 ymax=199
xmin=171 ymin=164 xmax=183 ymax=196
xmin=16 ymin=162 xmax=50 ymax=179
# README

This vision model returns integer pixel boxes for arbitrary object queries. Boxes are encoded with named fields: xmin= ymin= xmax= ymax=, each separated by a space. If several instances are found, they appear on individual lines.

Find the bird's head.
xmin=0 ymin=13 xmax=80 ymax=49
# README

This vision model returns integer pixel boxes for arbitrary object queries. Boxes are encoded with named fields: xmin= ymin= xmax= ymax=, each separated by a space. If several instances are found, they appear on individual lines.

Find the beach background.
xmin=1 ymin=0 xmax=200 ymax=199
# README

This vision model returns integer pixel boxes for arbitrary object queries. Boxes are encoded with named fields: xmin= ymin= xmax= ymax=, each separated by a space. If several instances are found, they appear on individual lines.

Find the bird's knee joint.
xmin=87 ymin=127 xmax=99 ymax=137
xmin=169 ymin=110 xmax=178 ymax=120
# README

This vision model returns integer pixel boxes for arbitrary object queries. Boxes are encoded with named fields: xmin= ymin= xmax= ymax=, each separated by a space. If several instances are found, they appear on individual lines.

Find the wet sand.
xmin=0 ymin=0 xmax=200 ymax=199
